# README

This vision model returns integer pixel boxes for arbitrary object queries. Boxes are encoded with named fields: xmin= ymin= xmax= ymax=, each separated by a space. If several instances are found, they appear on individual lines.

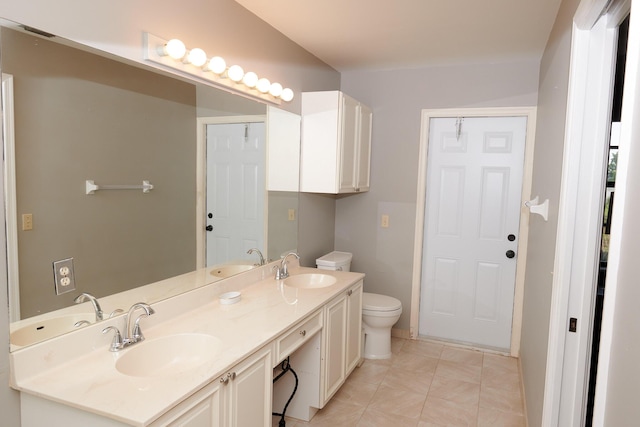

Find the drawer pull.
xmin=347 ymin=289 xmax=353 ymax=296
xmin=300 ymin=330 xmax=306 ymax=337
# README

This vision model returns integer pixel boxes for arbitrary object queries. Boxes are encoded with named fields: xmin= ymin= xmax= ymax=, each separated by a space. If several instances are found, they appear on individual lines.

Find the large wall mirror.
xmin=1 ymin=21 xmax=301 ymax=350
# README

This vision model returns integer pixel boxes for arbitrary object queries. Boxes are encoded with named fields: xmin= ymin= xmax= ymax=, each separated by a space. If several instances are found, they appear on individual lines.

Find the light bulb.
xmin=269 ymin=82 xmax=283 ymax=97
xmin=206 ymin=56 xmax=226 ymax=74
xmin=256 ymin=78 xmax=271 ymax=93
xmin=186 ymin=48 xmax=207 ymax=67
xmin=228 ymin=65 xmax=244 ymax=82
xmin=242 ymin=72 xmax=258 ymax=88
xmin=281 ymin=88 xmax=294 ymax=102
xmin=162 ymin=39 xmax=186 ymax=60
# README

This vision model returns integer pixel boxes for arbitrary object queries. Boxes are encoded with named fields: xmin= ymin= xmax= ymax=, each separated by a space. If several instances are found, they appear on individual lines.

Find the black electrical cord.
xmin=272 ymin=357 xmax=298 ymax=427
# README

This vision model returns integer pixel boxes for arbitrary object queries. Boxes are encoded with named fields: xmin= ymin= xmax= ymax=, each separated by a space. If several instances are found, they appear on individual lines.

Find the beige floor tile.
xmin=428 ymin=376 xmax=480 ymax=406
xmin=392 ymin=351 xmax=440 ymax=375
xmin=333 ymin=379 xmax=379 ymax=406
xmin=381 ymin=366 xmax=434 ymax=395
xmin=368 ymin=383 xmax=427 ymax=419
xmin=477 ymin=407 xmax=526 ymax=427
xmin=435 ymin=359 xmax=482 ymax=384
xmin=440 ymin=346 xmax=484 ymax=367
xmin=400 ymin=339 xmax=444 ymax=359
xmin=482 ymin=353 xmax=519 ymax=373
xmin=420 ymin=396 xmax=478 ymax=426
xmin=357 ymin=407 xmax=420 ymax=427
xmin=348 ymin=360 xmax=391 ymax=385
xmin=391 ymin=336 xmax=406 ymax=354
xmin=479 ymin=383 xmax=524 ymax=415
xmin=481 ymin=366 xmax=521 ymax=392
xmin=306 ymin=399 xmax=365 ymax=426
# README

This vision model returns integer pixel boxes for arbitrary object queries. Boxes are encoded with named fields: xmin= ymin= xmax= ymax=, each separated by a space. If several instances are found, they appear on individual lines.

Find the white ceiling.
xmin=234 ymin=0 xmax=563 ymax=72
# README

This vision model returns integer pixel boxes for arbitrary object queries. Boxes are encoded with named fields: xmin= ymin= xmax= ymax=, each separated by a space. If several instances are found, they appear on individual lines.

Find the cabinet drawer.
xmin=275 ymin=310 xmax=322 ymax=364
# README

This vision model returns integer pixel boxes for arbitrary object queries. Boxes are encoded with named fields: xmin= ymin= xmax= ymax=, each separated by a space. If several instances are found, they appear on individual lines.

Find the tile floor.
xmin=272 ymin=337 xmax=526 ymax=427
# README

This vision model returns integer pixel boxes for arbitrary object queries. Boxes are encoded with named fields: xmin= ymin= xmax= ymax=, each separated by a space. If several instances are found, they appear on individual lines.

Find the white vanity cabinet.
xmin=300 ymin=91 xmax=372 ymax=194
xmin=154 ymin=346 xmax=272 ymax=427
xmin=321 ymin=280 xmax=363 ymax=405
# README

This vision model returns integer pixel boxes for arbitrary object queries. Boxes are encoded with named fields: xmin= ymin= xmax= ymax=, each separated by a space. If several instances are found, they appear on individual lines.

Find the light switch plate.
xmin=53 ymin=258 xmax=76 ymax=295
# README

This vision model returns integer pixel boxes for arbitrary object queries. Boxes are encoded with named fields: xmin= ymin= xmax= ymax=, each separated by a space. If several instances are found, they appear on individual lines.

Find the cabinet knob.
xmin=347 ymin=289 xmax=353 ymax=296
xmin=300 ymin=330 xmax=306 ymax=337
xmin=229 ymin=372 xmax=236 ymax=380
xmin=220 ymin=376 xmax=229 ymax=384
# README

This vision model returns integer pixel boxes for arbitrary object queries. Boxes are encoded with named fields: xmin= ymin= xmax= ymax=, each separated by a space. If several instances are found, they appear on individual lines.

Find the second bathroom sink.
xmin=283 ymin=273 xmax=337 ymax=289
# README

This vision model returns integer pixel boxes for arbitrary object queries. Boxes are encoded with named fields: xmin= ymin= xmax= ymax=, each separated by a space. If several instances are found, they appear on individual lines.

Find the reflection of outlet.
xmin=381 ymin=214 xmax=390 ymax=228
xmin=53 ymin=258 xmax=76 ymax=295
xmin=288 ymin=209 xmax=296 ymax=221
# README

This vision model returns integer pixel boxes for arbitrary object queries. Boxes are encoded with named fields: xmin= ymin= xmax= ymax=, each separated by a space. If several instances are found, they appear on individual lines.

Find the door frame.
xmin=410 ymin=107 xmax=537 ymax=357
xmin=544 ymin=0 xmax=631 ymax=425
xmin=195 ymin=115 xmax=266 ymax=269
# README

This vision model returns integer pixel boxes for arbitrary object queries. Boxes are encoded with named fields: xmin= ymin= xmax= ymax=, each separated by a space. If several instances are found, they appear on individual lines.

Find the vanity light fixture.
xmin=144 ymin=33 xmax=294 ymax=104
xmin=242 ymin=71 xmax=258 ymax=88
xmin=256 ymin=78 xmax=271 ymax=94
xmin=227 ymin=64 xmax=244 ymax=82
xmin=186 ymin=48 xmax=208 ymax=67
xmin=159 ymin=38 xmax=186 ymax=60
xmin=206 ymin=56 xmax=227 ymax=74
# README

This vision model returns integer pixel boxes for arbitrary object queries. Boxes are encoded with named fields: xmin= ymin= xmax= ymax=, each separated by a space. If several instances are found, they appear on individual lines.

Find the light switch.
xmin=22 ymin=213 xmax=33 ymax=231
xmin=288 ymin=209 xmax=296 ymax=221
xmin=381 ymin=214 xmax=389 ymax=228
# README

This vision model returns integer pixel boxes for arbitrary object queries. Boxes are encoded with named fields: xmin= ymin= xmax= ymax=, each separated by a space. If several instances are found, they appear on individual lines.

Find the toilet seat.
xmin=362 ymin=292 xmax=402 ymax=312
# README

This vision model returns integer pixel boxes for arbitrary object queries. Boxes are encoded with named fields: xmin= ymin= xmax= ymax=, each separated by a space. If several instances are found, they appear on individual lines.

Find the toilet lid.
xmin=362 ymin=292 xmax=402 ymax=312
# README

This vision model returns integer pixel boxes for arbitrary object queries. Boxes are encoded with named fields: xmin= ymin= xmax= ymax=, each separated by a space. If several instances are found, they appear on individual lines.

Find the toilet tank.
xmin=316 ymin=251 xmax=352 ymax=272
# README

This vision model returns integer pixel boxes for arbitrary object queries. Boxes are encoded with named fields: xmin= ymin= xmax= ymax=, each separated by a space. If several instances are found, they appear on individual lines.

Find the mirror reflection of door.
xmin=205 ymin=122 xmax=266 ymax=267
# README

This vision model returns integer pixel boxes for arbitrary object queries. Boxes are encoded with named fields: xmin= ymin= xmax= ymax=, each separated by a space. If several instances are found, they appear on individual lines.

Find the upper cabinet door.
xmin=300 ymin=91 xmax=372 ymax=194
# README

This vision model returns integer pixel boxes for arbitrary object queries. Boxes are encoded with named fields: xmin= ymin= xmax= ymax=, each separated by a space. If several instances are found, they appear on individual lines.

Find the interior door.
xmin=419 ymin=116 xmax=526 ymax=350
xmin=206 ymin=122 xmax=265 ymax=267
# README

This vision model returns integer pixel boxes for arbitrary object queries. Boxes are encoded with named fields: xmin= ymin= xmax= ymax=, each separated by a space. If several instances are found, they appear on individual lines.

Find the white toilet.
xmin=315 ymin=251 xmax=403 ymax=360
xmin=362 ymin=292 xmax=402 ymax=359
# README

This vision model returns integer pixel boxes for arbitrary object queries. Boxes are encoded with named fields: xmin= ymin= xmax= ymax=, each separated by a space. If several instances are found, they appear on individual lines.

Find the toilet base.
xmin=363 ymin=326 xmax=393 ymax=360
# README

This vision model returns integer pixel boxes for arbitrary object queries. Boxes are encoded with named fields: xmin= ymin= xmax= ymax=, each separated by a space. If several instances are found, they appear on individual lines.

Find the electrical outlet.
xmin=22 ymin=213 xmax=33 ymax=231
xmin=288 ymin=209 xmax=296 ymax=221
xmin=381 ymin=214 xmax=390 ymax=228
xmin=53 ymin=258 xmax=76 ymax=295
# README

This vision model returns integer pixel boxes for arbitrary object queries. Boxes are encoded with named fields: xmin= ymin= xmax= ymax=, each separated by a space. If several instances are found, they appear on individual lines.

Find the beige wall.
xmin=519 ymin=0 xmax=580 ymax=425
xmin=0 ymin=0 xmax=340 ymax=423
xmin=339 ymin=60 xmax=540 ymax=330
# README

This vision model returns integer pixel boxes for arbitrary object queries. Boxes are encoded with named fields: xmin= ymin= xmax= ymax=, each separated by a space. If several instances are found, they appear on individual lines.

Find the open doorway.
xmin=585 ymin=14 xmax=629 ymax=427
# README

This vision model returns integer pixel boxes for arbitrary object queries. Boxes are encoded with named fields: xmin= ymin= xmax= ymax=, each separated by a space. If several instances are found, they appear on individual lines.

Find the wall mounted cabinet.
xmin=300 ymin=91 xmax=372 ymax=194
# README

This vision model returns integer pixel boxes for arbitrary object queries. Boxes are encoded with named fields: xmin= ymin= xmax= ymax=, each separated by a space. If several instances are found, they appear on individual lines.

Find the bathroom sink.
xmin=115 ymin=333 xmax=222 ymax=377
xmin=10 ymin=314 xmax=93 ymax=347
xmin=210 ymin=264 xmax=254 ymax=278
xmin=283 ymin=273 xmax=337 ymax=289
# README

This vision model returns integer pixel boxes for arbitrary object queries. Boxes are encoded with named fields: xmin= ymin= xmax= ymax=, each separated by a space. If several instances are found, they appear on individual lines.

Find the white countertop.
xmin=10 ymin=262 xmax=364 ymax=426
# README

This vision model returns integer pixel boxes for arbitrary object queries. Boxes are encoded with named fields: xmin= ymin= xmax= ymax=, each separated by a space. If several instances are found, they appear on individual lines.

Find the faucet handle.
xmin=102 ymin=326 xmax=123 ymax=352
xmin=131 ymin=314 xmax=149 ymax=341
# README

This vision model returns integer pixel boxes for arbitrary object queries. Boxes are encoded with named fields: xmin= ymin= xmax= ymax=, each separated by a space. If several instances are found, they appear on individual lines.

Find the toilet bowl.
xmin=362 ymin=292 xmax=402 ymax=359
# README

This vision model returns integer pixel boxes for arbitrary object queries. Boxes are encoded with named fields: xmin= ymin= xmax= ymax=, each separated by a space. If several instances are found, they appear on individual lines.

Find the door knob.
xmin=208 ymin=213 xmax=213 ymax=219
xmin=506 ymin=250 xmax=516 ymax=259
xmin=206 ymin=225 xmax=213 ymax=231
xmin=508 ymin=234 xmax=516 ymax=241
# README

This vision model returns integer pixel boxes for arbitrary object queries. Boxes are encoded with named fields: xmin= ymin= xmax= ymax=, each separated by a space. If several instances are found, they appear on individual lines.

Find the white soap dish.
xmin=219 ymin=291 xmax=241 ymax=305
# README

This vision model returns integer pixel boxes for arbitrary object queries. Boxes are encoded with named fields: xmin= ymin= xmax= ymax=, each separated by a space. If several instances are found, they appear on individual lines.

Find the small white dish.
xmin=219 ymin=291 xmax=241 ymax=305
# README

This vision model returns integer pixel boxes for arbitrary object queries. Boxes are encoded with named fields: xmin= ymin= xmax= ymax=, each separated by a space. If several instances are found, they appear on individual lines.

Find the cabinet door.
xmin=345 ymin=281 xmax=363 ymax=375
xmin=323 ymin=295 xmax=347 ymax=403
xmin=355 ymin=104 xmax=372 ymax=192
xmin=228 ymin=347 xmax=272 ymax=427
xmin=152 ymin=380 xmax=223 ymax=427
xmin=338 ymin=94 xmax=359 ymax=192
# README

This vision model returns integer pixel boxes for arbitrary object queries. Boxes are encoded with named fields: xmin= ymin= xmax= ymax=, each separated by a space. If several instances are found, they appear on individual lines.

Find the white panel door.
xmin=419 ymin=116 xmax=526 ymax=350
xmin=206 ymin=122 xmax=265 ymax=267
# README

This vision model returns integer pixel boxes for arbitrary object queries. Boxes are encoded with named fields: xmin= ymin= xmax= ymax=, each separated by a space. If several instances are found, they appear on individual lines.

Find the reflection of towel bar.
xmin=85 ymin=180 xmax=154 ymax=195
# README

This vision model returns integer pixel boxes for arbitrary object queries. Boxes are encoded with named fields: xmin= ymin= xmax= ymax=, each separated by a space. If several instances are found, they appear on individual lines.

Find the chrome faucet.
xmin=247 ymin=248 xmax=265 ymax=266
xmin=274 ymin=252 xmax=300 ymax=280
xmin=74 ymin=292 xmax=103 ymax=322
xmin=101 ymin=302 xmax=155 ymax=352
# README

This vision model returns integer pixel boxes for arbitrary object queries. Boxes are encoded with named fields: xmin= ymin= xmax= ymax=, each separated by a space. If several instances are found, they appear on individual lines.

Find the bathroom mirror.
xmin=1 ymin=21 xmax=300 ymax=348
